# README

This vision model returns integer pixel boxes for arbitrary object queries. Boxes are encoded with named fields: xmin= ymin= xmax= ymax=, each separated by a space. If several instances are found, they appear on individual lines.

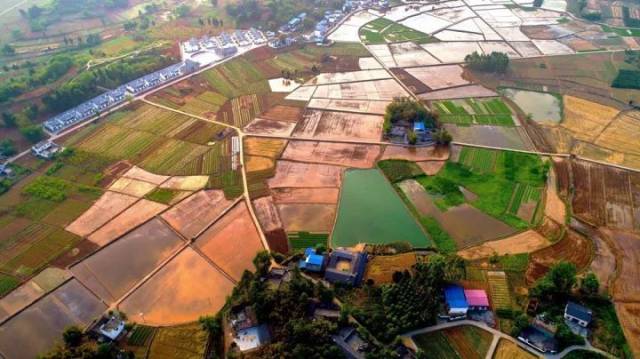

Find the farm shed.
xmin=564 ymin=302 xmax=592 ymax=327
xmin=234 ymin=324 xmax=271 ymax=353
xmin=464 ymin=289 xmax=490 ymax=310
xmin=444 ymin=284 xmax=469 ymax=317
xmin=324 ymin=249 xmax=367 ymax=286
xmin=299 ymin=248 xmax=326 ymax=272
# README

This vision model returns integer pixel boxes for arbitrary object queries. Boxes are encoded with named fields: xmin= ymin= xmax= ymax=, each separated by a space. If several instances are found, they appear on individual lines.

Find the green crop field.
xmin=288 ymin=232 xmax=329 ymax=251
xmin=508 ymin=183 xmax=543 ymax=221
xmin=458 ymin=147 xmax=500 ymax=174
xmin=128 ymin=325 xmax=156 ymax=346
xmin=435 ymin=98 xmax=515 ymax=126
xmin=332 ymin=169 xmax=431 ymax=248
xmin=0 ymin=274 xmax=20 ymax=297
xmin=201 ymin=57 xmax=269 ymax=98
xmin=360 ymin=19 xmax=434 ymax=44
xmin=413 ymin=331 xmax=460 ymax=359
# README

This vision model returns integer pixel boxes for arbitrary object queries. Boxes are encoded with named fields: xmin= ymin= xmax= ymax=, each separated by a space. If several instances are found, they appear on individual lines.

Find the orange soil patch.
xmin=267 ymin=161 xmax=343 ymax=188
xmin=276 ymin=204 xmax=337 ymax=232
xmin=544 ymin=166 xmax=566 ymax=224
xmin=365 ymin=253 xmax=417 ymax=284
xmin=604 ymin=229 xmax=640 ymax=302
xmin=121 ymin=166 xmax=169 ymax=185
xmin=493 ymin=339 xmax=539 ymax=359
xmin=161 ymin=190 xmax=236 ymax=240
xmin=244 ymin=118 xmax=297 ymax=137
xmin=160 ymin=176 xmax=209 ymax=191
xmin=416 ymin=161 xmax=445 ymax=175
xmin=66 ymin=191 xmax=138 ymax=237
xmin=195 ymin=202 xmax=264 ymax=281
xmin=253 ymin=196 xmax=284 ymax=232
xmin=381 ymin=145 xmax=449 ymax=161
xmin=458 ymin=230 xmax=551 ymax=260
xmin=259 ymin=105 xmax=303 ymax=123
xmin=246 ymin=156 xmax=275 ymax=173
xmin=119 ymin=247 xmax=234 ymax=326
xmin=272 ymin=188 xmax=340 ymax=204
xmin=108 ymin=177 xmax=157 ymax=197
xmin=615 ymin=302 xmax=640 ymax=357
xmin=293 ymin=110 xmax=384 ymax=141
xmin=265 ymin=228 xmax=290 ymax=254
xmin=281 ymin=141 xmax=381 ymax=168
xmin=88 ymin=200 xmax=168 ymax=247
xmin=244 ymin=137 xmax=287 ymax=158
xmin=100 ymin=161 xmax=133 ymax=187
xmin=525 ymin=230 xmax=593 ymax=283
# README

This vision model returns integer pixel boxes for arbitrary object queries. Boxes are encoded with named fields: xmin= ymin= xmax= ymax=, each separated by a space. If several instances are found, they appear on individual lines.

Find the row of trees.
xmin=465 ymin=51 xmax=509 ymax=73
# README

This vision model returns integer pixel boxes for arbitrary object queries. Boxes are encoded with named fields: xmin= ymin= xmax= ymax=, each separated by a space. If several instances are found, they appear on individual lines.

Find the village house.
xmin=324 ymin=249 xmax=367 ymax=286
xmin=94 ymin=315 xmax=126 ymax=342
xmin=299 ymin=247 xmax=326 ymax=273
xmin=564 ymin=302 xmax=593 ymax=328
xmin=31 ymin=141 xmax=61 ymax=160
xmin=444 ymin=284 xmax=468 ymax=318
xmin=464 ymin=289 xmax=490 ymax=311
xmin=230 ymin=307 xmax=271 ymax=353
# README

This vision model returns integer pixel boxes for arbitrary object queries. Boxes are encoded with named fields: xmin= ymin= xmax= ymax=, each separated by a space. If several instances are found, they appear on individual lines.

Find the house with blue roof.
xmin=299 ymin=248 xmax=325 ymax=272
xmin=324 ymin=249 xmax=367 ymax=286
xmin=444 ymin=284 xmax=469 ymax=317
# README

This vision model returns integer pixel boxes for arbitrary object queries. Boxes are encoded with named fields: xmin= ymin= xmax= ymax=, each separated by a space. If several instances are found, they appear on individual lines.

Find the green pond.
xmin=501 ymin=88 xmax=562 ymax=123
xmin=331 ymin=169 xmax=431 ymax=248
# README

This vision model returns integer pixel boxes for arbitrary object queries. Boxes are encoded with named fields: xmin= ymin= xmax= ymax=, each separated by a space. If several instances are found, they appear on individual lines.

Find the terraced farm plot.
xmin=288 ymin=232 xmax=329 ymax=251
xmin=268 ymin=161 xmax=343 ymax=189
xmin=434 ymin=99 xmax=515 ymax=126
xmin=293 ymin=110 xmax=384 ymax=141
xmin=413 ymin=326 xmax=493 ymax=359
xmin=525 ymin=230 xmax=593 ymax=283
xmin=66 ymin=191 xmax=138 ymax=237
xmin=281 ymin=141 xmax=380 ymax=168
xmin=200 ymin=57 xmax=269 ymax=98
xmin=487 ymin=271 xmax=512 ymax=310
xmin=162 ymin=190 xmax=236 ymax=240
xmin=457 ymin=147 xmax=501 ymax=174
xmin=218 ymin=94 xmax=263 ymax=128
xmin=259 ymin=105 xmax=304 ymax=123
xmin=277 ymin=203 xmax=336 ymax=232
xmin=405 ymin=65 xmax=469 ymax=90
xmin=110 ymin=104 xmax=197 ymax=137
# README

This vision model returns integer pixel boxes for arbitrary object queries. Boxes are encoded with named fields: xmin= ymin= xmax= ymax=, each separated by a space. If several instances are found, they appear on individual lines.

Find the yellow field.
xmin=246 ymin=156 xmax=275 ymax=173
xmin=365 ymin=253 xmax=417 ymax=284
xmin=595 ymin=111 xmax=640 ymax=157
xmin=493 ymin=339 xmax=539 ymax=359
xmin=244 ymin=138 xmax=287 ymax=158
xmin=148 ymin=323 xmax=207 ymax=359
xmin=487 ymin=271 xmax=512 ymax=310
xmin=561 ymin=95 xmax=619 ymax=142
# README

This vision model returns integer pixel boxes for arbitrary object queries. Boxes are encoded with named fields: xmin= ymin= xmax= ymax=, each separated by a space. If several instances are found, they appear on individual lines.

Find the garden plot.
xmin=108 ymin=177 xmax=157 ymax=198
xmin=312 ymin=79 xmax=408 ymax=101
xmin=473 ymin=18 xmax=502 ymax=40
xmin=422 ymin=42 xmax=484 ymax=63
xmin=448 ymin=18 xmax=483 ymax=34
xmin=458 ymin=230 xmax=550 ymax=260
xmin=359 ymin=57 xmax=383 ymax=70
xmin=329 ymin=10 xmax=380 ymax=42
xmin=419 ymin=85 xmax=497 ymax=100
xmin=122 ymin=166 xmax=169 ymax=185
xmin=444 ymin=124 xmax=532 ymax=150
xmin=268 ymin=78 xmax=300 ymax=93
xmin=532 ymin=39 xmax=575 ymax=55
xmin=195 ymin=202 xmax=264 ymax=281
xmin=494 ymin=26 xmax=530 ymax=41
xmin=476 ymin=8 xmax=522 ymax=27
xmin=161 ymin=190 xmax=235 ymax=240
xmin=253 ymin=196 xmax=284 ymax=233
xmin=71 ymin=218 xmax=183 ymax=303
xmin=306 ymin=69 xmax=391 ymax=86
xmin=405 ymin=65 xmax=469 ymax=90
xmin=366 ymin=44 xmax=397 ymax=67
xmin=434 ymin=98 xmax=516 ymax=126
xmin=434 ymin=30 xmax=485 ymax=41
xmin=381 ymin=145 xmax=449 ymax=161
xmin=272 ymin=188 xmax=341 ymax=204
xmin=389 ymin=42 xmax=441 ymax=67
xmin=244 ymin=118 xmax=297 ymax=137
xmin=384 ymin=4 xmax=426 ymax=21
xmin=268 ymin=161 xmax=343 ymax=189
xmin=400 ymin=13 xmax=452 ymax=34
xmin=277 ymin=204 xmax=337 ymax=232
xmin=285 ymin=86 xmax=317 ymax=102
xmin=160 ymin=176 xmax=209 ymax=191
xmin=430 ymin=5 xmax=477 ymax=22
xmin=292 ymin=110 xmax=384 ymax=141
xmin=281 ymin=141 xmax=380 ymax=168
xmin=510 ymin=41 xmax=543 ymax=57
xmin=307 ymin=99 xmax=389 ymax=115
xmin=0 ymin=279 xmax=106 ymax=359
xmin=478 ymin=42 xmax=521 ymax=58
xmin=66 ymin=191 xmax=138 ymax=238
xmin=88 ymin=199 xmax=168 ymax=247
xmin=119 ymin=247 xmax=234 ymax=326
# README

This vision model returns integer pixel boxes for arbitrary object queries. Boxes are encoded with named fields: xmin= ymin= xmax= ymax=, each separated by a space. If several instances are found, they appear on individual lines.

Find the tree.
xmin=20 ymin=125 xmax=45 ymax=143
xmin=407 ymin=130 xmax=417 ymax=145
xmin=464 ymin=51 xmax=509 ymax=73
xmin=199 ymin=315 xmax=222 ymax=336
xmin=384 ymin=97 xmax=435 ymax=135
xmin=1 ymin=112 xmax=17 ymax=128
xmin=555 ymin=322 xmax=585 ymax=349
xmin=580 ymin=272 xmax=599 ymax=296
xmin=253 ymin=250 xmax=271 ymax=277
xmin=62 ymin=326 xmax=83 ymax=347
xmin=432 ymin=127 xmax=452 ymax=145
xmin=27 ymin=5 xmax=43 ymax=18
xmin=532 ymin=261 xmax=577 ymax=300
xmin=0 ymin=139 xmax=16 ymax=157
xmin=175 ymin=4 xmax=191 ymax=17
xmin=1 ymin=44 xmax=15 ymax=56
xmin=511 ymin=312 xmax=529 ymax=337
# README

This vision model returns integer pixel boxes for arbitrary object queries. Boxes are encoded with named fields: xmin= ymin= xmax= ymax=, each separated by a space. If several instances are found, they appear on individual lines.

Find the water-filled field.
xmin=501 ymin=88 xmax=562 ymax=123
xmin=331 ymin=169 xmax=430 ymax=247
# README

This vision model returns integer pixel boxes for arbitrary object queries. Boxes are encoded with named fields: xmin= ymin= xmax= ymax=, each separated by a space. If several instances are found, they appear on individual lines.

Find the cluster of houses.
xmin=42 ymin=61 xmax=200 ymax=134
xmin=343 ymin=0 xmax=391 ymax=12
xmin=31 ymin=141 xmax=61 ymax=160
xmin=443 ymin=284 xmax=491 ymax=319
xmin=182 ymin=28 xmax=268 ymax=58
xmin=299 ymin=247 xmax=368 ymax=287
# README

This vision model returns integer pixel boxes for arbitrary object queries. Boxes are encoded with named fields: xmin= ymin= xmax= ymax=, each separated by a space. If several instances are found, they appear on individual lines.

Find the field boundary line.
xmin=0 ymin=277 xmax=74 ymax=326
xmin=186 ymin=197 xmax=243 ymax=241
xmin=189 ymin=245 xmax=238 ymax=285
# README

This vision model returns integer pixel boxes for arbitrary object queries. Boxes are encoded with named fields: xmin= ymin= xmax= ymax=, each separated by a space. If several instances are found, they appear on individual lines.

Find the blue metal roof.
xmin=307 ymin=254 xmax=324 ymax=266
xmin=444 ymin=285 xmax=468 ymax=309
xmin=414 ymin=121 xmax=426 ymax=131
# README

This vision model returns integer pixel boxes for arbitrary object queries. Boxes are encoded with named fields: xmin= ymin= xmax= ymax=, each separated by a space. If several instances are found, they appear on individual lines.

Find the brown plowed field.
xmin=276 ymin=204 xmax=337 ymax=232
xmin=253 ymin=196 xmax=284 ymax=232
xmin=161 ymin=190 xmax=235 ymax=240
xmin=88 ymin=200 xmax=168 ymax=247
xmin=244 ymin=137 xmax=288 ymax=158
xmin=66 ymin=191 xmax=138 ymax=238
xmin=604 ymin=229 xmax=640 ymax=302
xmin=292 ymin=110 xmax=384 ymax=142
xmin=265 ymin=229 xmax=289 ymax=254
xmin=272 ymin=188 xmax=340 ymax=204
xmin=267 ymin=161 xmax=343 ymax=188
xmin=525 ymin=230 xmax=593 ymax=283
xmin=615 ymin=302 xmax=640 ymax=357
xmin=119 ymin=247 xmax=234 ymax=326
xmin=458 ymin=230 xmax=551 ymax=261
xmin=571 ymin=160 xmax=640 ymax=230
xmin=281 ymin=141 xmax=381 ymax=168
xmin=259 ymin=105 xmax=304 ymax=123
xmin=552 ymin=157 xmax=571 ymax=200
xmin=194 ymin=202 xmax=264 ymax=281
xmin=72 ymin=218 xmax=183 ymax=303
xmin=381 ymin=145 xmax=449 ymax=162
xmin=122 ymin=166 xmax=169 ymax=185
xmin=244 ymin=118 xmax=296 ymax=137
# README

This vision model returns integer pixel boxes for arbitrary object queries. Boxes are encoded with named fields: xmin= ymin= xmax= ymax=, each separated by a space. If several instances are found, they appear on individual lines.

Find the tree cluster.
xmin=383 ymin=97 xmax=435 ymax=134
xmin=464 ymin=51 xmax=509 ymax=73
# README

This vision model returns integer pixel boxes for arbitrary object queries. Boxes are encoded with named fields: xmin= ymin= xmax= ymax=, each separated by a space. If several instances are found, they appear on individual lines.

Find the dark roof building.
xmin=564 ymin=302 xmax=593 ymax=328
xmin=324 ymin=249 xmax=367 ymax=286
xmin=518 ymin=326 xmax=558 ymax=354
xmin=299 ymin=247 xmax=325 ymax=273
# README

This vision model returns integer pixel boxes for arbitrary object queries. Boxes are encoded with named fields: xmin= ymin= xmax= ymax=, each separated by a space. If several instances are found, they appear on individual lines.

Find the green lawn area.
xmin=601 ymin=24 xmax=640 ymax=37
xmin=418 ymin=148 xmax=548 ymax=229
xmin=288 ymin=232 xmax=328 ymax=251
xmin=359 ymin=18 xmax=434 ymax=44
xmin=0 ymin=274 xmax=20 ymax=297
xmin=145 ymin=188 xmax=182 ymax=204
xmin=332 ymin=169 xmax=431 ymax=248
